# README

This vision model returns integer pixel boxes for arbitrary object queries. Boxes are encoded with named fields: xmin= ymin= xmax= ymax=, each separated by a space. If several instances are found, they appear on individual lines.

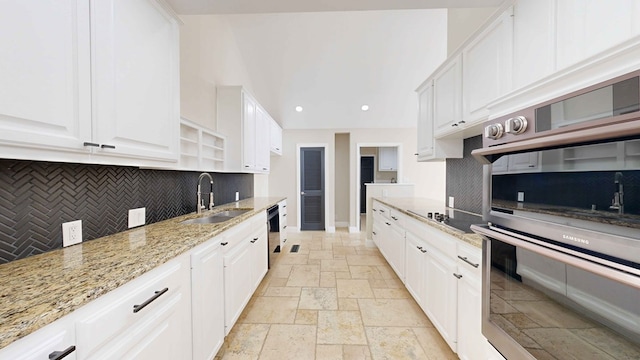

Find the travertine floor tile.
xmin=263 ymin=286 xmax=301 ymax=297
xmin=320 ymin=271 xmax=337 ymax=287
xmin=338 ymin=298 xmax=360 ymax=311
xmin=295 ymin=309 xmax=318 ymax=325
xmin=349 ymin=265 xmax=383 ymax=280
xmin=287 ymin=264 xmax=320 ymax=287
xmin=337 ymin=279 xmax=374 ymax=298
xmin=321 ymin=259 xmax=350 ymax=272
xmin=316 ymin=344 xmax=343 ymax=359
xmin=365 ymin=327 xmax=429 ymax=360
xmin=411 ymin=327 xmax=457 ymax=360
xmin=240 ymin=296 xmax=299 ymax=324
xmin=343 ymin=345 xmax=372 ymax=360
xmin=259 ymin=324 xmax=316 ymax=360
xmin=299 ymin=287 xmax=338 ymax=310
xmin=277 ymin=254 xmax=310 ymax=265
xmin=372 ymin=288 xmax=410 ymax=299
xmin=217 ymin=323 xmax=270 ymax=360
xmin=317 ymin=311 xmax=367 ymax=345
xmin=309 ymin=250 xmax=334 ymax=260
xmin=346 ymin=255 xmax=386 ymax=266
xmin=359 ymin=299 xmax=430 ymax=327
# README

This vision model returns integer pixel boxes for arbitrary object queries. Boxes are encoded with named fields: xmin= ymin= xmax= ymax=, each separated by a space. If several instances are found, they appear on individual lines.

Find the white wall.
xmin=270 ymin=128 xmax=445 ymax=229
xmin=447 ymin=7 xmax=497 ymax=56
xmin=179 ymin=15 xmax=255 ymax=130
xmin=335 ymin=133 xmax=350 ymax=226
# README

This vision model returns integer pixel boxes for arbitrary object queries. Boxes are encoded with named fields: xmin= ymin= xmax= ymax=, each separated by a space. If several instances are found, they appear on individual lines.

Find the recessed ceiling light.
xmin=361 ymin=105 xmax=369 ymax=111
xmin=295 ymin=106 xmax=303 ymax=112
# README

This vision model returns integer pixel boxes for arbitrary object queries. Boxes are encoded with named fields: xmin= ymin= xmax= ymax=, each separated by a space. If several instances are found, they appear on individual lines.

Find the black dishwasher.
xmin=267 ymin=205 xmax=279 ymax=268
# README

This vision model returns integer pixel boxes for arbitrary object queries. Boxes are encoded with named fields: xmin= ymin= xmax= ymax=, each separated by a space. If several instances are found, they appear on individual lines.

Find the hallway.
xmin=214 ymin=229 xmax=457 ymax=359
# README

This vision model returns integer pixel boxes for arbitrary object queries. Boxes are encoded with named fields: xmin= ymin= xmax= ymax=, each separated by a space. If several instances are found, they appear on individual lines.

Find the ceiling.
xmin=166 ymin=0 xmax=503 ymax=15
xmin=167 ymin=1 xmax=501 ymax=129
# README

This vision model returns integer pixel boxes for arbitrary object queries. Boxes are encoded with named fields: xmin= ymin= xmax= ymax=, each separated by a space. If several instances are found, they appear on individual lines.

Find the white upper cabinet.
xmin=0 ymin=0 xmax=91 ymax=156
xmin=556 ymin=0 xmax=640 ymax=71
xmin=270 ymin=118 xmax=283 ymax=155
xmin=91 ymin=0 xmax=180 ymax=163
xmin=378 ymin=147 xmax=398 ymax=171
xmin=217 ymin=86 xmax=272 ymax=173
xmin=512 ymin=0 xmax=555 ymax=89
xmin=0 ymin=0 xmax=180 ymax=166
xmin=462 ymin=7 xmax=513 ymax=125
xmin=433 ymin=55 xmax=463 ymax=136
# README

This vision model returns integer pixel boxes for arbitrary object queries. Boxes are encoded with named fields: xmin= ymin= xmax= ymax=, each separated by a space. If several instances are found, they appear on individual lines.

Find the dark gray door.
xmin=360 ymin=156 xmax=374 ymax=213
xmin=300 ymin=147 xmax=325 ymax=230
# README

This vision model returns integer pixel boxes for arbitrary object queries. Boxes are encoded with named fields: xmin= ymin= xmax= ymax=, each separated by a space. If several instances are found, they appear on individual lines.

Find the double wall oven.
xmin=472 ymin=71 xmax=640 ymax=359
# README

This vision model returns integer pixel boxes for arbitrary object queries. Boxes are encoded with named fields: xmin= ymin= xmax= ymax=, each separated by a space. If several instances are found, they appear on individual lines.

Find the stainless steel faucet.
xmin=609 ymin=172 xmax=624 ymax=214
xmin=197 ymin=172 xmax=214 ymax=214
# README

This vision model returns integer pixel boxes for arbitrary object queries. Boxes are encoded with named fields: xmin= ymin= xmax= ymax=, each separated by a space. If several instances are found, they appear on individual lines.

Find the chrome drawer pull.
xmin=251 ymin=238 xmax=258 ymax=243
xmin=453 ymin=273 xmax=463 ymax=279
xmin=133 ymin=288 xmax=168 ymax=313
xmin=83 ymin=142 xmax=99 ymax=147
xmin=221 ymin=242 xmax=229 ymax=246
xmin=457 ymin=255 xmax=479 ymax=268
xmin=100 ymin=144 xmax=116 ymax=149
xmin=421 ymin=249 xmax=427 ymax=253
xmin=49 ymin=346 xmax=76 ymax=360
xmin=416 ymin=246 xmax=423 ymax=250
xmin=385 ymin=222 xmax=391 ymax=226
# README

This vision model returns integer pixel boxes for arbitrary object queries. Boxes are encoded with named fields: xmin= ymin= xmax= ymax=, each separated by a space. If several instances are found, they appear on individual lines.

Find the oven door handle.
xmin=471 ymin=225 xmax=640 ymax=290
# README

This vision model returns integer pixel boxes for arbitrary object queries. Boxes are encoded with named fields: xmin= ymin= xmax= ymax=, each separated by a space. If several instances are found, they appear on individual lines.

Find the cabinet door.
xmin=378 ymin=147 xmax=397 ymax=171
xmin=0 ymin=0 xmax=91 ymax=154
xmin=91 ymin=0 xmax=179 ymax=162
xmin=456 ymin=267 xmax=483 ymax=360
xmin=424 ymin=248 xmax=458 ymax=352
xmin=278 ymin=200 xmax=288 ymax=246
xmin=491 ymin=155 xmax=509 ymax=174
xmin=223 ymin=241 xmax=253 ymax=335
xmin=462 ymin=8 xmax=513 ymax=125
xmin=404 ymin=232 xmax=426 ymax=308
xmin=507 ymin=152 xmax=539 ymax=172
xmin=433 ymin=55 xmax=462 ymax=135
xmin=386 ymin=223 xmax=405 ymax=281
xmin=270 ymin=118 xmax=283 ymax=155
xmin=242 ymin=94 xmax=257 ymax=170
xmin=417 ymin=83 xmax=435 ymax=160
xmin=254 ymin=108 xmax=270 ymax=172
xmin=191 ymin=240 xmax=225 ymax=360
xmin=513 ymin=0 xmax=555 ymax=89
xmin=556 ymin=0 xmax=640 ymax=70
xmin=0 ymin=316 xmax=76 ymax=360
xmin=250 ymin=228 xmax=268 ymax=290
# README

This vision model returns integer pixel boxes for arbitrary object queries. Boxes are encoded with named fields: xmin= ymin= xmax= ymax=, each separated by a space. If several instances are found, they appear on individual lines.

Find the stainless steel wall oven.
xmin=472 ymin=70 xmax=640 ymax=359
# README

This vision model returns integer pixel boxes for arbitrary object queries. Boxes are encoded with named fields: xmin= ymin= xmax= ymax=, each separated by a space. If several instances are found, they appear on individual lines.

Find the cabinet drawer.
xmin=220 ymin=212 xmax=266 ymax=252
xmin=372 ymin=201 xmax=391 ymax=219
xmin=75 ymin=255 xmax=190 ymax=358
xmin=457 ymin=242 xmax=481 ymax=275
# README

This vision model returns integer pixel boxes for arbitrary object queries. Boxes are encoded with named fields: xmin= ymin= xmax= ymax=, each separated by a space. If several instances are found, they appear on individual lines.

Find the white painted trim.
xmin=296 ymin=143 xmax=330 ymax=232
xmin=348 ymin=226 xmax=359 ymax=233
xmin=355 ymin=142 xmax=403 ymax=233
xmin=326 ymin=226 xmax=336 ymax=233
xmin=335 ymin=221 xmax=349 ymax=228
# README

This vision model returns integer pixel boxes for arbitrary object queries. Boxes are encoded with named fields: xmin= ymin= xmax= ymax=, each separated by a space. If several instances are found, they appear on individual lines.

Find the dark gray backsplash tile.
xmin=446 ymin=135 xmax=483 ymax=214
xmin=0 ymin=160 xmax=253 ymax=264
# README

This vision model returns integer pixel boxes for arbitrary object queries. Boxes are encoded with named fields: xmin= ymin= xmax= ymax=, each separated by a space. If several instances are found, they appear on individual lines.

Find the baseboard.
xmin=348 ymin=226 xmax=359 ymax=233
xmin=326 ymin=226 xmax=336 ymax=233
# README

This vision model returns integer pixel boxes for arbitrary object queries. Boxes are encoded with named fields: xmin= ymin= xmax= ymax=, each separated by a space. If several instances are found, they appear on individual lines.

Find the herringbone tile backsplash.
xmin=446 ymin=135 xmax=483 ymax=214
xmin=0 ymin=160 xmax=253 ymax=264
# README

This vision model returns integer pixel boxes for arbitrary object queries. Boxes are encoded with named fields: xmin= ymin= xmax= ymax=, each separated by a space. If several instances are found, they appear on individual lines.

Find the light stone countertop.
xmin=372 ymin=197 xmax=485 ymax=248
xmin=0 ymin=197 xmax=284 ymax=349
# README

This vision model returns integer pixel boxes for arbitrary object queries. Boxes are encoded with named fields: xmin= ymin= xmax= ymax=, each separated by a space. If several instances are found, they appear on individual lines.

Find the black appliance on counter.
xmin=472 ymin=70 xmax=640 ymax=359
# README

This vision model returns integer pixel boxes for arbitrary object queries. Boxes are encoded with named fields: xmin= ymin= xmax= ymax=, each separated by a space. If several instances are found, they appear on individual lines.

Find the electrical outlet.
xmin=128 ymin=207 xmax=146 ymax=228
xmin=62 ymin=220 xmax=82 ymax=247
xmin=448 ymin=196 xmax=455 ymax=208
xmin=235 ymin=191 xmax=239 ymax=201
xmin=517 ymin=192 xmax=525 ymax=202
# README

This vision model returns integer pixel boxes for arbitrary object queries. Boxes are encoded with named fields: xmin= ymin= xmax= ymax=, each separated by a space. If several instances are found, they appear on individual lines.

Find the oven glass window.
xmin=491 ymin=137 xmax=640 ymax=235
xmin=536 ymin=76 xmax=639 ymax=131
xmin=489 ymin=239 xmax=640 ymax=359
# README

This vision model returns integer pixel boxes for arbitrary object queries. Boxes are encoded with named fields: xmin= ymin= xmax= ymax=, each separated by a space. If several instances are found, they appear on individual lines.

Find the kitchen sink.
xmin=180 ymin=209 xmax=251 ymax=225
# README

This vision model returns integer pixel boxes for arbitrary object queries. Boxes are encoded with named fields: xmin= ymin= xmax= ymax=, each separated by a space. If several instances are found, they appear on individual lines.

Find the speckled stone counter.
xmin=373 ymin=197 xmax=485 ymax=248
xmin=0 ymin=197 xmax=284 ymax=349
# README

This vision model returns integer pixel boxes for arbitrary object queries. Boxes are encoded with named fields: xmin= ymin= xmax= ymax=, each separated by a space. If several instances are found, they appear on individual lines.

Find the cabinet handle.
xmin=385 ymin=222 xmax=391 ymax=226
xmin=100 ymin=144 xmax=116 ymax=149
xmin=414 ymin=153 xmax=418 ymax=156
xmin=379 ymin=209 xmax=385 ymax=213
xmin=372 ymin=208 xmax=377 ymax=212
xmin=458 ymin=120 xmax=466 ymax=124
xmin=245 ymin=165 xmax=250 ymax=168
xmin=276 ymin=148 xmax=280 ymax=150
xmin=283 ymin=214 xmax=287 ymax=217
xmin=83 ymin=142 xmax=99 ymax=147
xmin=528 ymin=165 xmax=535 ymax=167
xmin=452 ymin=123 xmax=458 ymax=127
xmin=416 ymin=246 xmax=423 ymax=250
xmin=133 ymin=288 xmax=168 ymax=313
xmin=221 ymin=242 xmax=229 ymax=246
xmin=49 ymin=346 xmax=76 ymax=360
xmin=453 ymin=273 xmax=463 ymax=279
xmin=283 ymin=205 xmax=287 ymax=208
xmin=457 ymin=255 xmax=479 ymax=268
xmin=391 ymin=216 xmax=398 ymax=221
xmin=372 ymin=231 xmax=377 ymax=235
xmin=263 ymin=168 xmax=267 ymax=170
xmin=283 ymin=225 xmax=287 ymax=229
xmin=421 ymin=249 xmax=427 ymax=253
xmin=251 ymin=237 xmax=258 ymax=243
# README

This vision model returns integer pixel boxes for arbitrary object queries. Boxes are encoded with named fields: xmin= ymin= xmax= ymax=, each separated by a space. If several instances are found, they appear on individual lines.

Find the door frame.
xmin=355 ymin=143 xmax=403 ymax=233
xmin=359 ymin=155 xmax=375 ymax=214
xmin=296 ymin=143 xmax=331 ymax=232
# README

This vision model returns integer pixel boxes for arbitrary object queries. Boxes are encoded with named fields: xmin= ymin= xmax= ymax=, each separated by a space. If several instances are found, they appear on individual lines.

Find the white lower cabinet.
xmin=372 ymin=202 xmax=487 ymax=358
xmin=191 ymin=238 xmax=225 ymax=360
xmin=278 ymin=200 xmax=288 ymax=246
xmin=0 ymin=315 xmax=77 ymax=360
xmin=75 ymin=254 xmax=192 ymax=360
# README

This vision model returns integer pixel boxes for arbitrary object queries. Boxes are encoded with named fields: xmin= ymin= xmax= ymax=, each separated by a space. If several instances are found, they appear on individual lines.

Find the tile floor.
xmin=214 ymin=229 xmax=457 ymax=360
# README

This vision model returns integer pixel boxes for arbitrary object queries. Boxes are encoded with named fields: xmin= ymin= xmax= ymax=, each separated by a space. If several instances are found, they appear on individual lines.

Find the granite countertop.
xmin=0 ymin=197 xmax=284 ymax=349
xmin=372 ymin=197 xmax=485 ymax=248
